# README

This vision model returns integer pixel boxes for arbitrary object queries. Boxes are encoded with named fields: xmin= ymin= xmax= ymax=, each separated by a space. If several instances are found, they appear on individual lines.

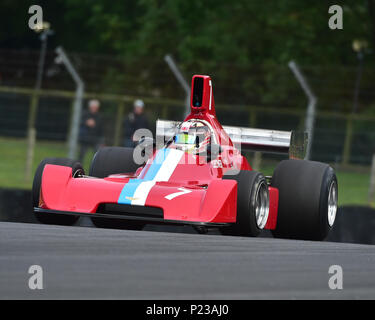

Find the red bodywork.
xmin=38 ymin=75 xmax=278 ymax=229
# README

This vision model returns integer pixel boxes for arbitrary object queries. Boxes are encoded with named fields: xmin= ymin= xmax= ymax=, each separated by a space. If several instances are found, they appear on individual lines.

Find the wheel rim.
xmin=327 ymin=180 xmax=338 ymax=227
xmin=255 ymin=181 xmax=269 ymax=229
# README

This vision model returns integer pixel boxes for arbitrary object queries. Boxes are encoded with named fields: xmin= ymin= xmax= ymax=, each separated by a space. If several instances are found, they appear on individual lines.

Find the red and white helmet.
xmin=174 ymin=120 xmax=211 ymax=154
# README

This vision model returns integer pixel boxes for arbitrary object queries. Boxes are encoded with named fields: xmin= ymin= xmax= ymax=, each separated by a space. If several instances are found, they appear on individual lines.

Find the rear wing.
xmin=156 ymin=119 xmax=308 ymax=159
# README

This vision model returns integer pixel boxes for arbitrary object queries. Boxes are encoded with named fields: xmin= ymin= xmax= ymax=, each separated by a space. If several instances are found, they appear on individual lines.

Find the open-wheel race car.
xmin=33 ymin=75 xmax=338 ymax=240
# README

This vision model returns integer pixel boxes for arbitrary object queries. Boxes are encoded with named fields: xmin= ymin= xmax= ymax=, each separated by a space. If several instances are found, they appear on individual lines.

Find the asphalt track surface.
xmin=0 ymin=221 xmax=374 ymax=299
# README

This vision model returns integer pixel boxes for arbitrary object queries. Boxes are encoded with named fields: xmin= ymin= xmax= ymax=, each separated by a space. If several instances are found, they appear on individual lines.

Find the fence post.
xmin=164 ymin=54 xmax=190 ymax=117
xmin=288 ymin=61 xmax=317 ymax=160
xmin=66 ymin=99 xmax=75 ymax=146
xmin=114 ymin=99 xmax=125 ymax=146
xmin=55 ymin=47 xmax=84 ymax=159
xmin=342 ymin=116 xmax=353 ymax=166
xmin=25 ymin=92 xmax=39 ymax=181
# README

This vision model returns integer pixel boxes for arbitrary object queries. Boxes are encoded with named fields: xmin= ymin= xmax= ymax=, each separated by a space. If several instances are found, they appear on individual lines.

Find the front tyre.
xmin=89 ymin=146 xmax=139 ymax=178
xmin=220 ymin=170 xmax=269 ymax=237
xmin=271 ymin=160 xmax=338 ymax=241
xmin=32 ymin=158 xmax=84 ymax=226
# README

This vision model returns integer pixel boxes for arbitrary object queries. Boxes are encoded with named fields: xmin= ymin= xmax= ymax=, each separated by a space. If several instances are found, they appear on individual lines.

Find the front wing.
xmin=36 ymin=164 xmax=278 ymax=229
xmin=38 ymin=164 xmax=238 ymax=224
xmin=34 ymin=207 xmax=231 ymax=227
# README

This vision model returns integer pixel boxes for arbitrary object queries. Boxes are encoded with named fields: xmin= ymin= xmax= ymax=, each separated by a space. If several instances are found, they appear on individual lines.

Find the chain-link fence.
xmin=2 ymin=48 xmax=375 ymax=110
xmin=1 ymin=85 xmax=374 ymax=166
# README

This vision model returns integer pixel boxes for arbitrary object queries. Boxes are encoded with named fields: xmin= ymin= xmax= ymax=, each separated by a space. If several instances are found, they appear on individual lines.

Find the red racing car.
xmin=33 ymin=75 xmax=338 ymax=240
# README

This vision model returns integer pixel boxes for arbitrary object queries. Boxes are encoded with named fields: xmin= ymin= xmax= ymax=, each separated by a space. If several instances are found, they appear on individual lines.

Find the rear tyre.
xmin=220 ymin=170 xmax=269 ymax=237
xmin=89 ymin=146 xmax=139 ymax=178
xmin=271 ymin=160 xmax=338 ymax=241
xmin=89 ymin=147 xmax=145 ymax=230
xmin=32 ymin=158 xmax=84 ymax=226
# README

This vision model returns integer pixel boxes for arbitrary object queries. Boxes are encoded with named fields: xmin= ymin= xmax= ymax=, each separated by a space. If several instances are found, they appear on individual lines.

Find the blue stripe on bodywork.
xmin=117 ymin=179 xmax=142 ymax=204
xmin=143 ymin=148 xmax=170 ymax=180
xmin=117 ymin=148 xmax=170 ymax=204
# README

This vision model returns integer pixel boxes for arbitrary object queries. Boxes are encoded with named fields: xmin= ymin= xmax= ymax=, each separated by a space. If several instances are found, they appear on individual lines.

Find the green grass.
xmin=334 ymin=171 xmax=371 ymax=206
xmin=259 ymin=164 xmax=371 ymax=207
xmin=0 ymin=136 xmax=372 ymax=207
xmin=0 ymin=137 xmax=94 ymax=189
xmin=249 ymin=158 xmax=372 ymax=208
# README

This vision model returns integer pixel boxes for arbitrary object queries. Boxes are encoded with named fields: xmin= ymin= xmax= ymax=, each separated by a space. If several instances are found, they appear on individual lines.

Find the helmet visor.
xmin=174 ymin=133 xmax=196 ymax=145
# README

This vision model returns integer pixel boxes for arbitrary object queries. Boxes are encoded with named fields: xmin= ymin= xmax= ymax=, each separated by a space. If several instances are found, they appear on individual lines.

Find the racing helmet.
xmin=174 ymin=120 xmax=211 ymax=154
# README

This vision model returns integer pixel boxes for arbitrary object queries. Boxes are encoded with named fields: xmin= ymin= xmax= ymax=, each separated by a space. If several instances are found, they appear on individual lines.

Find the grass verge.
xmin=0 ymin=136 xmax=372 ymax=207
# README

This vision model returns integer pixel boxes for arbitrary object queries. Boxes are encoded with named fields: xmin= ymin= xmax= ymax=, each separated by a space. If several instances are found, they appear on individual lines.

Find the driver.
xmin=173 ymin=121 xmax=211 ymax=155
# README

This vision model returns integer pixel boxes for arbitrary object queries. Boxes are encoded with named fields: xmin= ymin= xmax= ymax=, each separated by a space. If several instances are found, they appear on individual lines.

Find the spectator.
xmin=78 ymin=99 xmax=104 ymax=163
xmin=123 ymin=99 xmax=150 ymax=147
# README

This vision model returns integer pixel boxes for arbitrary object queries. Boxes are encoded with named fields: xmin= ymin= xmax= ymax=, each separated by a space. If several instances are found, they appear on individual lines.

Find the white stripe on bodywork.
xmin=131 ymin=181 xmax=156 ymax=205
xmin=130 ymin=148 xmax=184 ymax=205
xmin=153 ymin=149 xmax=184 ymax=182
xmin=165 ymin=187 xmax=192 ymax=200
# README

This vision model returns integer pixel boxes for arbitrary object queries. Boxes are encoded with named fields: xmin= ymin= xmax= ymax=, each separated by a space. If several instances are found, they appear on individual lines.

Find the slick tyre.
xmin=221 ymin=170 xmax=269 ymax=237
xmin=89 ymin=147 xmax=139 ymax=178
xmin=271 ymin=160 xmax=338 ymax=241
xmin=32 ymin=158 xmax=84 ymax=226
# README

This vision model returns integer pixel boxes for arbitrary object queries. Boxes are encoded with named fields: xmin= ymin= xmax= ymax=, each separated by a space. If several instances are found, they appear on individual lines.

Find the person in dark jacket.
xmin=123 ymin=99 xmax=150 ymax=147
xmin=78 ymin=99 xmax=104 ymax=163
